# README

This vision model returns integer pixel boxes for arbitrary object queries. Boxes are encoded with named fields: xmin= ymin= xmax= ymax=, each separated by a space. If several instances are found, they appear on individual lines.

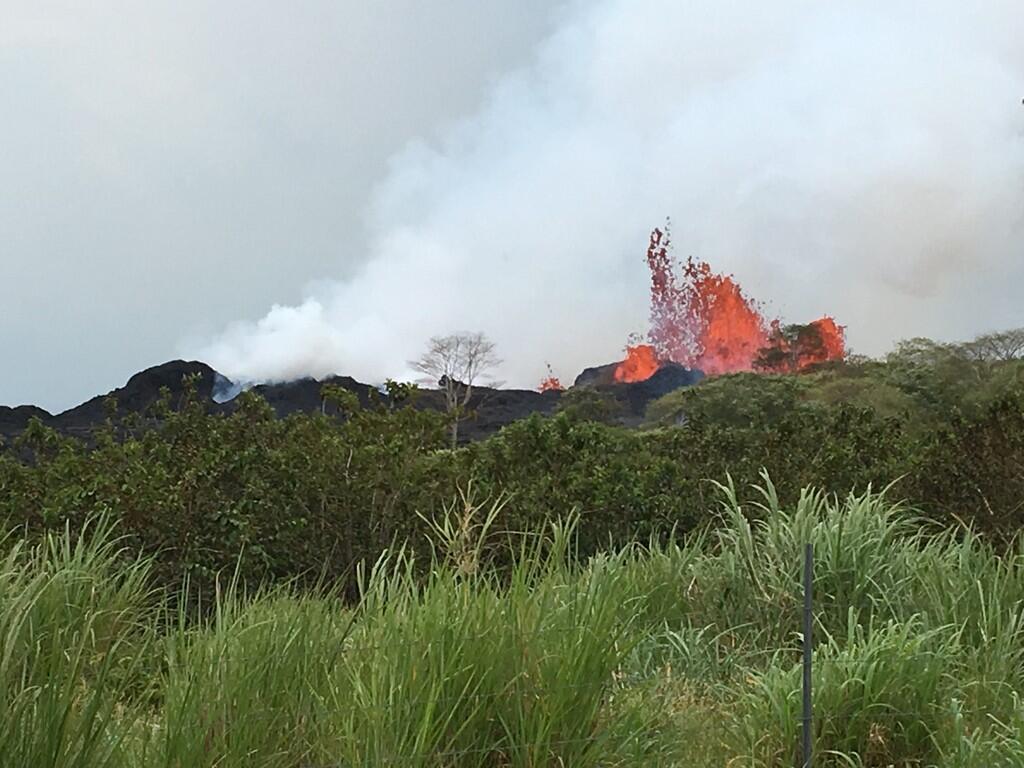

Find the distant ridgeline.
xmin=0 ymin=353 xmax=710 ymax=445
xmin=0 ymin=360 xmax=559 ymax=444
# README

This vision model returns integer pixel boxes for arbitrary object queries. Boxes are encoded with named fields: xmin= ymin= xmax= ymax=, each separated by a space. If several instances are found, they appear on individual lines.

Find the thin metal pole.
xmin=802 ymin=542 xmax=813 ymax=768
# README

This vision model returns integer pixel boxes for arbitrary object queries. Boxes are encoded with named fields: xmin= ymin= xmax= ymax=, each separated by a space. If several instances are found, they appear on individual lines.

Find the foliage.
xmin=908 ymin=387 xmax=1024 ymax=537
xmin=0 ymin=518 xmax=155 ymax=768
xmin=553 ymin=386 xmax=626 ymax=425
xmin=5 ymin=485 xmax=1024 ymax=765
xmin=645 ymin=372 xmax=809 ymax=428
xmin=961 ymin=328 xmax=1024 ymax=363
xmin=1 ymin=328 xmax=1022 ymax=764
xmin=753 ymin=321 xmax=829 ymax=373
xmin=0 ymin=383 xmax=451 ymax=596
xmin=650 ymin=333 xmax=1024 ymax=434
xmin=1 ymin=331 xmax=1023 ymax=596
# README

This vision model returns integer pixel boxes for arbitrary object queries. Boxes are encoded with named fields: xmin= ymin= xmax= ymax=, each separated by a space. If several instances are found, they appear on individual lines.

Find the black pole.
xmin=802 ymin=542 xmax=813 ymax=768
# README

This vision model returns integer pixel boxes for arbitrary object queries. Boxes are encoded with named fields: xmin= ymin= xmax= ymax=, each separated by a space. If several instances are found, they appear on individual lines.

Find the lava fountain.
xmin=612 ymin=225 xmax=845 ymax=383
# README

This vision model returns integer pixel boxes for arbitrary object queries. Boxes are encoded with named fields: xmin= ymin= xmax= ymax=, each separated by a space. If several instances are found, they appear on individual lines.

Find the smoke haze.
xmin=197 ymin=0 xmax=1024 ymax=388
xmin=0 ymin=0 xmax=560 ymax=411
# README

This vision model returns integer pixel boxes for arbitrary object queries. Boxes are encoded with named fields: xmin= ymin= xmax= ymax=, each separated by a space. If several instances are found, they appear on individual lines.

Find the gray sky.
xmin=4 ymin=1 xmax=1023 ymax=412
xmin=1 ymin=1 xmax=561 ymax=411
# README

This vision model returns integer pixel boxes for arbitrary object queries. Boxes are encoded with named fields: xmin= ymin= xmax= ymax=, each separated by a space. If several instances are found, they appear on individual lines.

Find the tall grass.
xmin=4 ymin=478 xmax=1024 ymax=766
xmin=0 ymin=519 xmax=154 ymax=768
xmin=623 ymin=475 xmax=1024 ymax=766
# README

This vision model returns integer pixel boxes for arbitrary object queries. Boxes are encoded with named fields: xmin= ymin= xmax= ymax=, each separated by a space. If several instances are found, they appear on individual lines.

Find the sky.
xmin=3 ymin=1 xmax=1023 ymax=412
xmin=1 ymin=1 xmax=562 ymax=410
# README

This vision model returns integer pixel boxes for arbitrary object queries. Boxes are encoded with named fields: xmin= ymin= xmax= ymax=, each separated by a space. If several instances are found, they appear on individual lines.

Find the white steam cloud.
xmin=195 ymin=0 xmax=1024 ymax=388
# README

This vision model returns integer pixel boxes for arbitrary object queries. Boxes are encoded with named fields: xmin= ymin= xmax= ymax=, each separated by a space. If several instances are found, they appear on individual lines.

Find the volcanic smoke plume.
xmin=193 ymin=1 xmax=1024 ymax=389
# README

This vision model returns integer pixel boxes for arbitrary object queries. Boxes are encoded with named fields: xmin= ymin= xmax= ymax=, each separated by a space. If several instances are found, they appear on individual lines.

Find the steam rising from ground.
xmin=197 ymin=0 xmax=1024 ymax=387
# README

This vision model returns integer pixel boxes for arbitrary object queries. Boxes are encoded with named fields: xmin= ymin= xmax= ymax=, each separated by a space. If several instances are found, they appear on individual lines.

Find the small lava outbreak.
xmin=614 ymin=225 xmax=846 ymax=384
xmin=538 ymin=363 xmax=564 ymax=392
xmin=613 ymin=344 xmax=660 ymax=384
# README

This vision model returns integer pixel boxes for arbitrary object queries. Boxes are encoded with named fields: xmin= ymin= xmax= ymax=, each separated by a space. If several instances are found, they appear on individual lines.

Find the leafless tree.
xmin=411 ymin=332 xmax=502 ymax=447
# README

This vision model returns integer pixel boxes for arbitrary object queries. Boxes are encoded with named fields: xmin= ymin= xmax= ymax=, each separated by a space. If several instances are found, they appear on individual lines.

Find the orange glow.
xmin=754 ymin=317 xmax=847 ymax=373
xmin=614 ymin=344 xmax=660 ymax=383
xmin=538 ymin=363 xmax=564 ymax=392
xmin=684 ymin=260 xmax=770 ymax=374
xmin=541 ymin=227 xmax=845 ymax=386
xmin=639 ymin=225 xmax=844 ymax=375
xmin=539 ymin=375 xmax=564 ymax=392
xmin=645 ymin=226 xmax=770 ymax=374
xmin=800 ymin=316 xmax=846 ymax=370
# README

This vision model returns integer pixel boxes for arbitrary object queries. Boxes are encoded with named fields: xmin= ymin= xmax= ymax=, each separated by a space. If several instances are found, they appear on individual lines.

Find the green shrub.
xmin=1 ymin=372 xmax=1022 ymax=599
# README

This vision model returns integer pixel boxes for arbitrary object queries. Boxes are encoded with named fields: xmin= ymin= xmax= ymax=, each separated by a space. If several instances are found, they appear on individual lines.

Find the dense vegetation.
xmin=1 ymin=333 xmax=1022 ymax=595
xmin=1 ymin=329 xmax=1023 ymax=765
xmin=5 ymin=486 xmax=1024 ymax=766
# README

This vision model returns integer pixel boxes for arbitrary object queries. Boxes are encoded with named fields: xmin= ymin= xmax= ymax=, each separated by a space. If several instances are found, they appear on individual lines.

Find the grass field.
xmin=3 ymin=478 xmax=1024 ymax=767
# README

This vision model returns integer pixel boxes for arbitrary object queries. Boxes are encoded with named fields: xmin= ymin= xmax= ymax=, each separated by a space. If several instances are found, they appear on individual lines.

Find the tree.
xmin=885 ymin=337 xmax=954 ymax=368
xmin=411 ymin=332 xmax=502 ymax=447
xmin=555 ymin=388 xmax=625 ymax=425
xmin=754 ymin=323 xmax=827 ymax=374
xmin=960 ymin=328 xmax=1024 ymax=363
xmin=646 ymin=372 xmax=809 ymax=428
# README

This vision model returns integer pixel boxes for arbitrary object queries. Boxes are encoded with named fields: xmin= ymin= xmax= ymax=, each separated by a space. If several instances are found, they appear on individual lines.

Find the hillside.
xmin=0 ymin=360 xmax=562 ymax=444
xmin=0 ymin=354 xmax=711 ymax=444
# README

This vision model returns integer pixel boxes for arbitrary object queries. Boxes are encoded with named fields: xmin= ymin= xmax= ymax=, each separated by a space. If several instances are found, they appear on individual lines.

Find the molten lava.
xmin=538 ymin=363 xmax=564 ymax=392
xmin=682 ymin=260 xmax=770 ymax=375
xmin=645 ymin=227 xmax=772 ymax=374
xmin=640 ymin=225 xmax=844 ymax=375
xmin=539 ymin=375 xmax=564 ymax=392
xmin=802 ymin=317 xmax=846 ymax=369
xmin=794 ymin=315 xmax=843 ymax=370
xmin=756 ymin=317 xmax=847 ymax=373
xmin=555 ymin=226 xmax=846 ymax=388
xmin=614 ymin=344 xmax=660 ymax=383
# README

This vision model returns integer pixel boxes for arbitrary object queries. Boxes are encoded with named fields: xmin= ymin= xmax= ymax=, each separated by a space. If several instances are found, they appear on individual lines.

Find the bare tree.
xmin=411 ymin=332 xmax=502 ymax=447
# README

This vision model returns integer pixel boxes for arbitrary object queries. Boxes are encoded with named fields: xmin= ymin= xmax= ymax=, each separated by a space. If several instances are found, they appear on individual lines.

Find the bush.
xmin=908 ymin=388 xmax=1024 ymax=538
xmin=1 ymin=375 xmax=1022 ymax=598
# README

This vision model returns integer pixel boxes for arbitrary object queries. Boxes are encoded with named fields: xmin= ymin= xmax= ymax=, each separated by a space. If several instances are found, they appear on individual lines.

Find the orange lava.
xmin=614 ymin=344 xmax=660 ymax=383
xmin=802 ymin=317 xmax=846 ymax=369
xmin=538 ymin=363 xmax=565 ymax=392
xmin=539 ymin=375 xmax=564 ymax=392
xmin=757 ymin=316 xmax=847 ymax=373
xmin=642 ymin=225 xmax=843 ymax=375
xmin=682 ymin=260 xmax=769 ymax=374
